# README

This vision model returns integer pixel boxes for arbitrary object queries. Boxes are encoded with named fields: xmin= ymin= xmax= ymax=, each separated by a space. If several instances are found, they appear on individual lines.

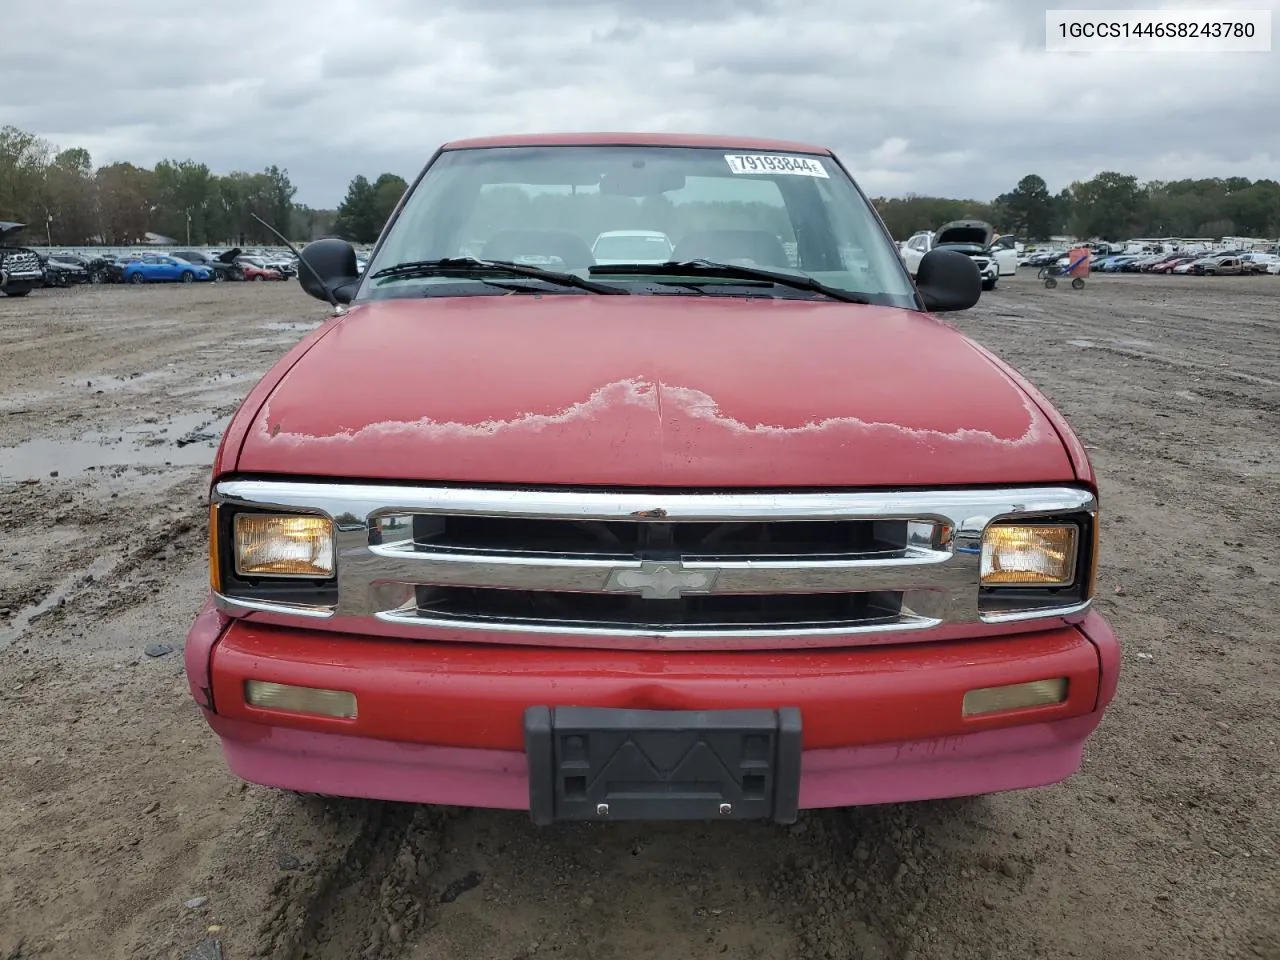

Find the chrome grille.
xmin=1 ymin=250 xmax=42 ymax=276
xmin=212 ymin=481 xmax=1096 ymax=650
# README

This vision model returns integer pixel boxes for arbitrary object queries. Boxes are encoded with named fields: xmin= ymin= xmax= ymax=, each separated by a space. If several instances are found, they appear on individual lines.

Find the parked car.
xmin=1239 ymin=252 xmax=1278 ymax=274
xmin=171 ymin=249 xmax=245 ymax=281
xmin=0 ymin=221 xmax=45 ymax=297
xmin=121 ymin=255 xmax=213 ymax=284
xmin=1200 ymin=256 xmax=1248 ymax=276
xmin=1020 ymin=250 xmax=1065 ymax=268
xmin=1151 ymin=256 xmax=1198 ymax=274
xmin=1118 ymin=255 xmax=1160 ymax=272
xmin=186 ymin=131 xmax=1119 ymax=825
xmin=41 ymin=252 xmax=91 ymax=286
xmin=262 ymin=253 xmax=298 ymax=278
xmin=591 ymin=230 xmax=675 ymax=265
xmin=1172 ymin=258 xmax=1210 ymax=274
xmin=901 ymin=221 xmax=1016 ymax=290
xmin=1126 ymin=255 xmax=1166 ymax=272
xmin=234 ymin=256 xmax=284 ymax=281
xmin=102 ymin=254 xmax=141 ymax=283
xmin=1098 ymin=256 xmax=1144 ymax=272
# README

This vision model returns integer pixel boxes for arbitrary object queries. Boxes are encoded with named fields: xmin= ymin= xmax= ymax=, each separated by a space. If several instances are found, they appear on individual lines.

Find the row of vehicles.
xmin=1092 ymin=250 xmax=1279 ymax=275
xmin=20 ymin=248 xmax=300 ymax=289
xmin=1020 ymin=245 xmax=1280 ymax=276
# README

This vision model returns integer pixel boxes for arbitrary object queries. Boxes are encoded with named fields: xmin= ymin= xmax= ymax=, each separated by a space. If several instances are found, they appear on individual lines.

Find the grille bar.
xmin=355 ymin=542 xmax=960 ymax=595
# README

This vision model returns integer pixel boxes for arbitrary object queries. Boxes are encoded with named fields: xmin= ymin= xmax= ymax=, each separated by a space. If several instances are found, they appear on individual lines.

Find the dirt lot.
xmin=1 ymin=275 xmax=1276 ymax=960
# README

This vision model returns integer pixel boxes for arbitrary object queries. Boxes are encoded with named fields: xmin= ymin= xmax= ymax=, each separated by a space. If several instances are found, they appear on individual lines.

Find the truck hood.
xmin=233 ymin=296 xmax=1075 ymax=487
xmin=935 ymin=220 xmax=995 ymax=248
xmin=0 ymin=221 xmax=28 ymax=243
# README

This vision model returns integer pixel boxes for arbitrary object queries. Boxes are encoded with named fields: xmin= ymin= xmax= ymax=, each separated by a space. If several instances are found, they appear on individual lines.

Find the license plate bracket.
xmin=524 ymin=706 xmax=802 ymax=825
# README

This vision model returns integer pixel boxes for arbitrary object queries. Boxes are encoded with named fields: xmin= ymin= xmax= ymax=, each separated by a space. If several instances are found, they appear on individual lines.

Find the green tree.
xmin=151 ymin=159 xmax=216 ymax=244
xmin=871 ymin=194 xmax=997 ymax=240
xmin=371 ymin=173 xmax=409 ymax=233
xmin=332 ymin=174 xmax=379 ymax=242
xmin=95 ymin=162 xmax=154 ymax=244
xmin=45 ymin=147 xmax=97 ymax=243
xmin=1068 ymin=172 xmax=1146 ymax=240
xmin=0 ymin=125 xmax=52 ymax=223
xmin=993 ymin=174 xmax=1055 ymax=240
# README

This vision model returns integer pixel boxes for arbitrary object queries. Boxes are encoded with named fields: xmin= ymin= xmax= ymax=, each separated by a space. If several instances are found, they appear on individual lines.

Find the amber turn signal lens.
xmin=980 ymin=523 xmax=1077 ymax=586
xmin=234 ymin=514 xmax=334 ymax=578
xmin=962 ymin=678 xmax=1069 ymax=717
xmin=208 ymin=504 xmax=222 ymax=592
xmin=244 ymin=681 xmax=357 ymax=719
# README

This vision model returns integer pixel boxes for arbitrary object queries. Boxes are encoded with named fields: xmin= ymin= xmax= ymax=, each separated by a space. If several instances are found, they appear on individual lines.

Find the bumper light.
xmin=234 ymin=514 xmax=334 ymax=578
xmin=245 ymin=680 xmax=357 ymax=719
xmin=981 ymin=523 xmax=1077 ymax=586
xmin=963 ymin=678 xmax=1068 ymax=717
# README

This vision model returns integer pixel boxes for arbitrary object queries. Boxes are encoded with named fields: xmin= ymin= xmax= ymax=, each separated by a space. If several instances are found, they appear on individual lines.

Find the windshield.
xmin=363 ymin=144 xmax=917 ymax=307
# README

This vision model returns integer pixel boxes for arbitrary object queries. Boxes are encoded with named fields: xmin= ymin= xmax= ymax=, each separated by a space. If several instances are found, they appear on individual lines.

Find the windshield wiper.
xmin=588 ymin=259 xmax=871 ymax=304
xmin=370 ymin=257 xmax=629 ymax=295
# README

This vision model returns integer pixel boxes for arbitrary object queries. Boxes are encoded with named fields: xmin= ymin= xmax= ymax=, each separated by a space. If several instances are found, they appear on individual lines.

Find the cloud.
xmin=2 ymin=0 xmax=1276 ymax=206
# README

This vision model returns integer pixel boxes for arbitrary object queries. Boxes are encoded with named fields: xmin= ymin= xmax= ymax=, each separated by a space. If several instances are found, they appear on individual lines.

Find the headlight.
xmin=234 ymin=514 xmax=335 ymax=578
xmin=980 ymin=523 xmax=1078 ymax=586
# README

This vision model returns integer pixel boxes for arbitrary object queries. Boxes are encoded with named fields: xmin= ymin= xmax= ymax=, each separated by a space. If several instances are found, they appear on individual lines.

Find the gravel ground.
xmin=0 ymin=275 xmax=1276 ymax=960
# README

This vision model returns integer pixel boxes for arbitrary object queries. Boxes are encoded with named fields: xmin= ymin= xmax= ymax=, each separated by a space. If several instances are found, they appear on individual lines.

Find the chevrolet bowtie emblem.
xmin=604 ymin=560 xmax=720 ymax=600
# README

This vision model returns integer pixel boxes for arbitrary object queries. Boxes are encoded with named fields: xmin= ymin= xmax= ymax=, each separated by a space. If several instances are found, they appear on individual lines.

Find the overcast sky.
xmin=5 ymin=0 xmax=1276 ymax=207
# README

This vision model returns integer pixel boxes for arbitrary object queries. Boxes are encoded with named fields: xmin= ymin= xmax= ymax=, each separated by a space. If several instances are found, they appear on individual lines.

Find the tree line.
xmin=298 ymin=168 xmax=1280 ymax=249
xmin=0 ymin=125 xmax=330 ymax=247
xmin=5 ymin=123 xmax=1279 ymax=248
xmin=872 ymin=171 xmax=1280 ymax=243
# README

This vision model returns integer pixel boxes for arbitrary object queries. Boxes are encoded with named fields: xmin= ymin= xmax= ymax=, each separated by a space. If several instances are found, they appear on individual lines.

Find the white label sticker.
xmin=724 ymin=154 xmax=830 ymax=178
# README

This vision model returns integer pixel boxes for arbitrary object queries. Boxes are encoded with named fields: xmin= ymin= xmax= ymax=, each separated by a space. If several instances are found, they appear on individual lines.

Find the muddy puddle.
xmin=263 ymin=320 xmax=323 ymax=333
xmin=0 ymin=552 xmax=122 ymax=652
xmin=168 ymin=371 xmax=259 ymax=404
xmin=0 ymin=410 xmax=231 ymax=482
xmin=0 ymin=371 xmax=179 ymax=413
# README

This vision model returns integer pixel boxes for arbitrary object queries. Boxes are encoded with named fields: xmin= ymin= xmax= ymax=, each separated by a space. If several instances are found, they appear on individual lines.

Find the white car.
xmin=900 ymin=221 xmax=1017 ymax=291
xmin=591 ymin=230 xmax=674 ymax=265
xmin=1240 ymin=252 xmax=1279 ymax=274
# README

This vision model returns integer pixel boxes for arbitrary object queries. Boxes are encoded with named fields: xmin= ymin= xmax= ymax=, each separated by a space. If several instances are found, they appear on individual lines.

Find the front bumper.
xmin=186 ymin=601 xmax=1121 ymax=811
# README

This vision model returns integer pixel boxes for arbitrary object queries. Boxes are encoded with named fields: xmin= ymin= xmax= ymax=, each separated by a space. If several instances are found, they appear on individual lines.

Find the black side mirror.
xmin=915 ymin=248 xmax=982 ymax=312
xmin=298 ymin=238 xmax=361 ymax=304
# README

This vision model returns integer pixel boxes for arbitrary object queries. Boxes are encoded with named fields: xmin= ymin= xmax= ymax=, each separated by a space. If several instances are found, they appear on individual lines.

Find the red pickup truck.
xmin=185 ymin=132 xmax=1120 ymax=824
